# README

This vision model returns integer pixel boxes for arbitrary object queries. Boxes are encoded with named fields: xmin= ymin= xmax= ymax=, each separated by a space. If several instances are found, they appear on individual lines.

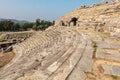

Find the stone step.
xmin=47 ymin=38 xmax=87 ymax=80
xmin=41 ymin=45 xmax=71 ymax=69
xmin=43 ymin=46 xmax=76 ymax=80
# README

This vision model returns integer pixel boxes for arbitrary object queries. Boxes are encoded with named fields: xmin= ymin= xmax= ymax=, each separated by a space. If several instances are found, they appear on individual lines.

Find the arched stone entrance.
xmin=69 ymin=17 xmax=78 ymax=26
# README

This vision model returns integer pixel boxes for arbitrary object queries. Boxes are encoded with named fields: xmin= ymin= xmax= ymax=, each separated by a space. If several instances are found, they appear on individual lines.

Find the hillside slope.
xmin=56 ymin=2 xmax=120 ymax=36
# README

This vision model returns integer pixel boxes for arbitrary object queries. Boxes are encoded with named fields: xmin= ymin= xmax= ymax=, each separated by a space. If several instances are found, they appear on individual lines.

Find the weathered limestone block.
xmin=98 ymin=42 xmax=120 ymax=49
xmin=78 ymin=46 xmax=94 ymax=72
xmin=66 ymin=44 xmax=88 ymax=80
xmin=67 ymin=69 xmax=87 ymax=80
xmin=102 ymin=64 xmax=120 ymax=77
xmin=96 ymin=48 xmax=120 ymax=62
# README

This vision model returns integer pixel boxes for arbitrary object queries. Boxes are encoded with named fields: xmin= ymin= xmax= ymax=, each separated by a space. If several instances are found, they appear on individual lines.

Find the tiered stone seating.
xmin=0 ymin=26 xmax=84 ymax=80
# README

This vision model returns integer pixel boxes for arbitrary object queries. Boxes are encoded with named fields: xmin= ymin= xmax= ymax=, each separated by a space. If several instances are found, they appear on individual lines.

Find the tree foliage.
xmin=32 ymin=19 xmax=53 ymax=31
xmin=0 ymin=19 xmax=54 ymax=31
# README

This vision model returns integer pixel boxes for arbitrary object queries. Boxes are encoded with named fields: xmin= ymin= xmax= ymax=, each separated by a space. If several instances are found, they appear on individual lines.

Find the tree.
xmin=0 ymin=20 xmax=14 ymax=31
xmin=12 ymin=23 xmax=20 ymax=31
xmin=53 ymin=21 xmax=55 ymax=25
xmin=36 ymin=18 xmax=41 ymax=26
xmin=32 ymin=25 xmax=38 ymax=30
xmin=20 ymin=23 xmax=34 ymax=31
xmin=0 ymin=19 xmax=53 ymax=31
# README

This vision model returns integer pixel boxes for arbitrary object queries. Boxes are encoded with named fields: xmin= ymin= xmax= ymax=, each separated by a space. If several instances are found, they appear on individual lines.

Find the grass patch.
xmin=92 ymin=43 xmax=98 ymax=48
xmin=111 ymin=75 xmax=118 ymax=79
xmin=85 ymin=28 xmax=88 ymax=30
xmin=42 ymin=56 xmax=45 ymax=59
xmin=102 ymin=38 xmax=105 ymax=41
xmin=86 ymin=72 xmax=94 ymax=75
xmin=35 ymin=59 xmax=39 ymax=62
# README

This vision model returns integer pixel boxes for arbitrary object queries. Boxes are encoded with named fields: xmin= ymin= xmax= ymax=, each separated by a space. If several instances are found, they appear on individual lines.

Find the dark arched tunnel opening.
xmin=70 ymin=17 xmax=78 ymax=26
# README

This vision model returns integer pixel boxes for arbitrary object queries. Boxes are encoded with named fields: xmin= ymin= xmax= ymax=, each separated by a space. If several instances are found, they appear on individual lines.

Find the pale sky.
xmin=0 ymin=0 xmax=111 ymax=22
